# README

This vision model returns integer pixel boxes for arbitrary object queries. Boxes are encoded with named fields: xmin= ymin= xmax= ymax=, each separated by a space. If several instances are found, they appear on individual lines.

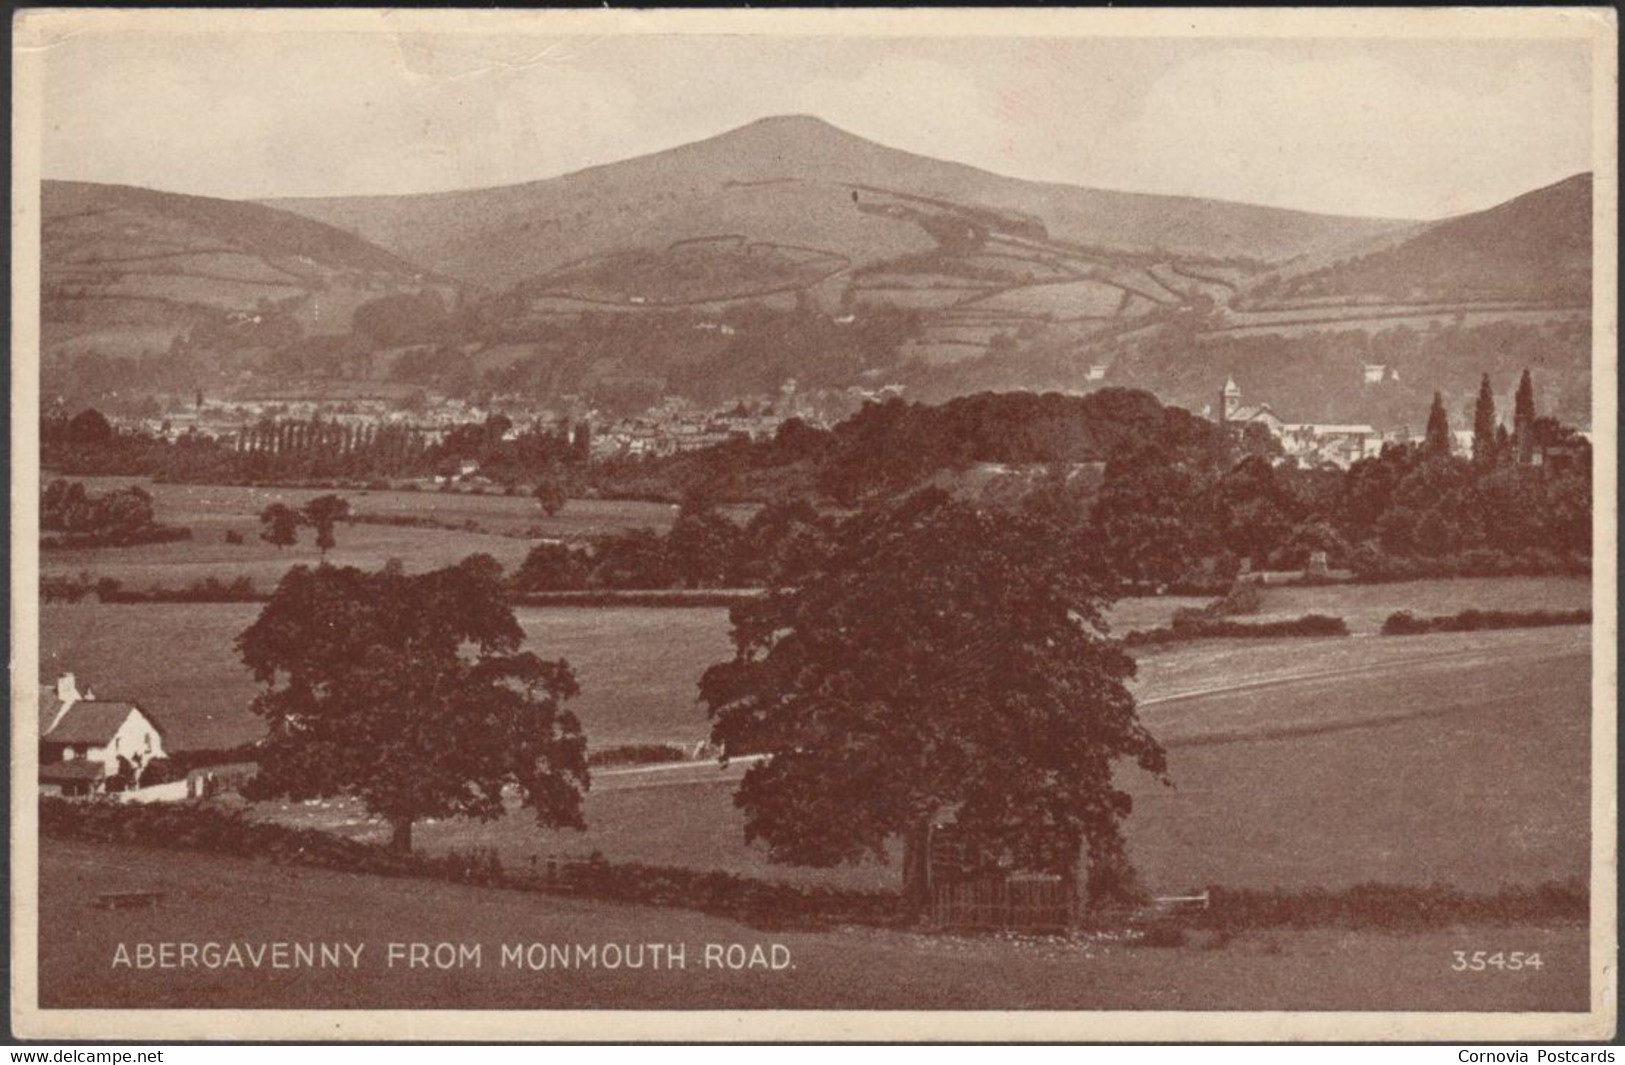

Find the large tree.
xmin=237 ymin=555 xmax=588 ymax=852
xmin=700 ymin=488 xmax=1167 ymax=911
xmin=1089 ymin=445 xmax=1204 ymax=588
xmin=666 ymin=500 xmax=743 ymax=589
xmin=301 ymin=494 xmax=351 ymax=558
xmin=259 ymin=502 xmax=301 ymax=552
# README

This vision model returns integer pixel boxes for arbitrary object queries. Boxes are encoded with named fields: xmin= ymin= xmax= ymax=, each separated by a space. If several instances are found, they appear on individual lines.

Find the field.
xmin=38 ymin=576 xmax=1593 ymax=903
xmin=33 ymin=573 xmax=1595 ymax=1015
xmin=38 ymin=839 xmax=1586 ymax=1012
xmin=41 ymin=603 xmax=735 ymax=751
xmin=1257 ymin=576 xmax=1592 ymax=634
xmin=240 ymin=625 xmax=1589 ymax=896
xmin=41 ymin=476 xmax=690 ymax=590
xmin=40 ymin=574 xmax=1588 ymax=750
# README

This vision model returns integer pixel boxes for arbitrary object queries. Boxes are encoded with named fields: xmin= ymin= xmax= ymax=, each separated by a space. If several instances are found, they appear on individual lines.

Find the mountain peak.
xmin=704 ymin=113 xmax=884 ymax=153
xmin=737 ymin=113 xmax=848 ymax=133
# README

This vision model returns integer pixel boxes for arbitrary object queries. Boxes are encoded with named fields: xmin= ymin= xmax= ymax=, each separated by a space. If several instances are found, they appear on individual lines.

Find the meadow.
xmin=39 ymin=838 xmax=1586 ymax=1012
xmin=240 ymin=625 xmax=1590 ymax=896
xmin=41 ymin=476 xmax=691 ymax=590
xmin=38 ymin=576 xmax=1593 ymax=907
xmin=40 ymin=575 xmax=1589 ymax=750
xmin=41 ymin=603 xmax=734 ymax=751
xmin=1255 ymin=575 xmax=1592 ymax=634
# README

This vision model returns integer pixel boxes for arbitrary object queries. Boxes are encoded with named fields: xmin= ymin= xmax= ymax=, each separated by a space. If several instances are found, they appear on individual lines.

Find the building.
xmin=38 ymin=673 xmax=167 ymax=798
xmin=1281 ymin=423 xmax=1384 ymax=467
xmin=1219 ymin=378 xmax=1381 ymax=468
xmin=1217 ymin=376 xmax=1287 ymax=434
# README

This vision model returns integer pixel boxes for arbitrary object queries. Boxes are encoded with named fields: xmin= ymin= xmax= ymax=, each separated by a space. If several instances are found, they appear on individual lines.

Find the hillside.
xmin=42 ymin=180 xmax=444 ymax=360
xmin=268 ymin=115 xmax=1410 ymax=292
xmin=261 ymin=116 xmax=1416 ymax=373
xmin=1247 ymin=174 xmax=1592 ymax=307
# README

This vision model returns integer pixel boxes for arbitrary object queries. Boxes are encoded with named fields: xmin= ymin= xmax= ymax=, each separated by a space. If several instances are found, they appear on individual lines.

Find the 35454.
xmin=1451 ymin=951 xmax=1544 ymax=972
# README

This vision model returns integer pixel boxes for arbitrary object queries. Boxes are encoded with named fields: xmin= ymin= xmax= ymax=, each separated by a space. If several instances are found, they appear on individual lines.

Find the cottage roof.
xmin=43 ymin=701 xmax=146 ymax=745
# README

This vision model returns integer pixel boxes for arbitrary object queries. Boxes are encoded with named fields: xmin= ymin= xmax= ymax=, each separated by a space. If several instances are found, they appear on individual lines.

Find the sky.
xmin=41 ymin=30 xmax=1593 ymax=219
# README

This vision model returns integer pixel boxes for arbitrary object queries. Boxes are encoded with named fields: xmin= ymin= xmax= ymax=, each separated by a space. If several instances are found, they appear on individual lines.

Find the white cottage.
xmin=38 ymin=673 xmax=167 ymax=798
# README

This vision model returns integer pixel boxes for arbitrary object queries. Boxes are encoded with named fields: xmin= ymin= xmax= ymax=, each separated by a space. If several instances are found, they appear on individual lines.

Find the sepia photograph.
xmin=8 ymin=6 xmax=1617 ymax=1043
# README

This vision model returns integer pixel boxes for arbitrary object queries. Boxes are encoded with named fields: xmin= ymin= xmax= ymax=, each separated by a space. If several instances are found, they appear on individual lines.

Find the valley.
xmin=41 ymin=117 xmax=1595 ymax=430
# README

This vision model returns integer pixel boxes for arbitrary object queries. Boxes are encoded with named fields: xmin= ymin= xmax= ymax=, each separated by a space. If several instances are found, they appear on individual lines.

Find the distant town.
xmin=80 ymin=365 xmax=1593 ymax=477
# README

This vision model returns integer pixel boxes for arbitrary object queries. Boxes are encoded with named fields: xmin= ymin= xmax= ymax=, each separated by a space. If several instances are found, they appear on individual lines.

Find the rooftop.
xmin=42 ymin=701 xmax=146 ymax=745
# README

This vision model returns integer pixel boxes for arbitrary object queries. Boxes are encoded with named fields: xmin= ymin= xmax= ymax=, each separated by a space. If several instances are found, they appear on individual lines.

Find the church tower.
xmin=1220 ymin=376 xmax=1242 ymax=425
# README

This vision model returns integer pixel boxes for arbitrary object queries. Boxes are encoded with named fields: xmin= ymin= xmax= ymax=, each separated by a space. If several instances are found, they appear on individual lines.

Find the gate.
xmin=930 ymin=875 xmax=1073 ymax=932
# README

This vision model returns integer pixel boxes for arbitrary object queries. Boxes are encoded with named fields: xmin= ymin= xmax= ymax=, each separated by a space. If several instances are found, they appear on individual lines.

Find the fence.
xmin=930 ymin=878 xmax=1212 ymax=933
xmin=930 ymin=876 xmax=1075 ymax=932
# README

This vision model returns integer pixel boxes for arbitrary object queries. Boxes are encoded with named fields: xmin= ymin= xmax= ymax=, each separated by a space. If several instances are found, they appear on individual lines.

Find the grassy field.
xmin=38 ymin=577 xmax=1593 ymax=911
xmin=39 ymin=575 xmax=1588 ymax=750
xmin=1254 ymin=576 xmax=1592 ymax=634
xmin=41 ymin=603 xmax=735 ymax=751
xmin=236 ymin=624 xmax=1589 ymax=896
xmin=42 ymin=476 xmax=690 ymax=590
xmin=38 ymin=839 xmax=1586 ymax=1012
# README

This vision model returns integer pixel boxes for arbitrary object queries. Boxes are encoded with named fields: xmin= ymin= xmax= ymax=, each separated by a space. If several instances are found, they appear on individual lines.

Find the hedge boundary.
xmin=40 ymin=799 xmax=1586 ymax=933
xmin=1124 ymin=613 xmax=1348 ymax=648
xmin=1381 ymin=608 xmax=1592 ymax=636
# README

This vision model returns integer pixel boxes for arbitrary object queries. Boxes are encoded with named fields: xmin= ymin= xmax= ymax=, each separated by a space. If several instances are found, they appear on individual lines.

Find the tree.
xmin=259 ymin=503 xmax=301 ymax=551
xmin=66 ymin=408 xmax=115 ymax=448
xmin=514 ymin=541 xmax=588 ymax=591
xmin=237 ymin=555 xmax=588 ymax=853
xmin=1424 ymin=392 xmax=1452 ymax=456
xmin=1199 ymin=455 xmax=1303 ymax=566
xmin=532 ymin=475 xmax=567 ymax=518
xmin=700 ymin=489 xmax=1167 ymax=912
xmin=666 ymin=500 xmax=743 ymax=589
xmin=1090 ymin=446 xmax=1204 ymax=588
xmin=1513 ymin=368 xmax=1537 ymax=464
xmin=1472 ymin=373 xmax=1498 ymax=466
xmin=301 ymin=494 xmax=351 ymax=558
xmin=1238 ymin=422 xmax=1283 ymax=460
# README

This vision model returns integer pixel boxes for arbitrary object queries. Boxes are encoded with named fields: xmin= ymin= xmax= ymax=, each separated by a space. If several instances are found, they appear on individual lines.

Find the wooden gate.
xmin=930 ymin=875 xmax=1073 ymax=932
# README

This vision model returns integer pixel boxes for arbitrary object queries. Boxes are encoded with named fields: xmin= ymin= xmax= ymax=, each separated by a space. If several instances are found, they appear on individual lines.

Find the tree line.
xmin=513 ymin=373 xmax=1589 ymax=594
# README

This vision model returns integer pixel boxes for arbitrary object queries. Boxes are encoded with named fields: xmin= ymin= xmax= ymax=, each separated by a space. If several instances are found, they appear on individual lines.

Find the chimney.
xmin=55 ymin=673 xmax=80 ymax=706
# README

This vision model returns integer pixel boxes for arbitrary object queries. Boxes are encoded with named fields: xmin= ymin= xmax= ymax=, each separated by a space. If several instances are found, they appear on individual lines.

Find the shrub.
xmin=139 ymin=758 xmax=183 ymax=786
xmin=588 ymin=743 xmax=690 ymax=768
xmin=1381 ymin=608 xmax=1591 ymax=636
xmin=1124 ymin=614 xmax=1349 ymax=648
xmin=224 ymin=529 xmax=245 ymax=545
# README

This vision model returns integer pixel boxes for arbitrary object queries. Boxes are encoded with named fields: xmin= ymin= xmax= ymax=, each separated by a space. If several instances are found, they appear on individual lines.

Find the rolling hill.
xmin=42 ymin=180 xmax=445 ymax=359
xmin=267 ymin=115 xmax=1412 ymax=293
xmin=1243 ymin=173 xmax=1592 ymax=308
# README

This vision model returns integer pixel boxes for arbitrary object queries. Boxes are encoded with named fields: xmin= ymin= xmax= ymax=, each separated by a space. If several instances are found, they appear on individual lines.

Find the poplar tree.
xmin=1472 ymin=374 xmax=1498 ymax=465
xmin=1514 ymin=369 xmax=1537 ymax=464
xmin=1424 ymin=392 xmax=1453 ymax=456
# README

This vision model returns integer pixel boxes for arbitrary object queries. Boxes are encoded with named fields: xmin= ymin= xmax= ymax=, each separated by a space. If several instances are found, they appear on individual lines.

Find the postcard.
xmin=9 ymin=6 xmax=1617 ymax=1042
